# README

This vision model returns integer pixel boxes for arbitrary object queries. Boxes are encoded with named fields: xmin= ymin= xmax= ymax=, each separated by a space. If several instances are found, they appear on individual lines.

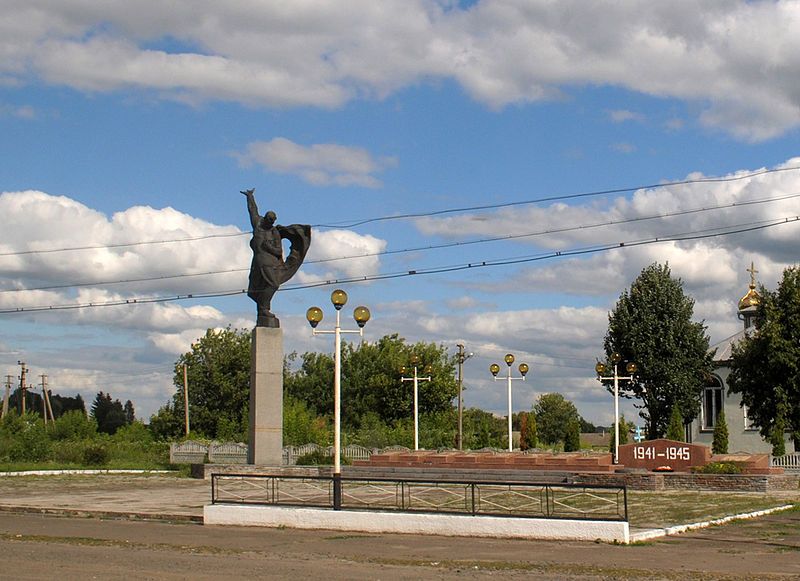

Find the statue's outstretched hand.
xmin=240 ymin=188 xmax=255 ymax=196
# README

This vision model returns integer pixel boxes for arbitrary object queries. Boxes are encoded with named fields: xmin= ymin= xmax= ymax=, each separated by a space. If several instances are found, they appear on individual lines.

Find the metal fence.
xmin=211 ymin=473 xmax=628 ymax=521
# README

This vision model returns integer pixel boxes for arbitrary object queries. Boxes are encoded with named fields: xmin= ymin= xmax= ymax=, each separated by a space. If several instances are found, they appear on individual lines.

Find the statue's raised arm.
xmin=242 ymin=188 xmax=312 ymax=327
xmin=241 ymin=188 xmax=261 ymax=230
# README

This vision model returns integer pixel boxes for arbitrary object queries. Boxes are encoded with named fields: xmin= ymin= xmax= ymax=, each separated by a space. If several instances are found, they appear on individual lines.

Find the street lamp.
xmin=306 ymin=289 xmax=370 ymax=510
xmin=400 ymin=355 xmax=432 ymax=451
xmin=456 ymin=344 xmax=474 ymax=451
xmin=595 ymin=353 xmax=637 ymax=464
xmin=490 ymin=353 xmax=529 ymax=452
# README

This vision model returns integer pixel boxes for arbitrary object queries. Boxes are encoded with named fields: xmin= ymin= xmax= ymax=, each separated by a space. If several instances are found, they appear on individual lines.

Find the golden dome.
xmin=738 ymin=262 xmax=761 ymax=311
xmin=738 ymin=286 xmax=760 ymax=310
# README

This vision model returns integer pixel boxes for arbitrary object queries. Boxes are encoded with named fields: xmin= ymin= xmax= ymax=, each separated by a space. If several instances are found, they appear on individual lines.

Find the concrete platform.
xmin=204 ymin=503 xmax=630 ymax=543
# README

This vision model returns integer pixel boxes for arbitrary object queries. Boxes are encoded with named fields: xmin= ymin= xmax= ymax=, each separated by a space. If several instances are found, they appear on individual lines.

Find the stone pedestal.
xmin=248 ymin=327 xmax=283 ymax=465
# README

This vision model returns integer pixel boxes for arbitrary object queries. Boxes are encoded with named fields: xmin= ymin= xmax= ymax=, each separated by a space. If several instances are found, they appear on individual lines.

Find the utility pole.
xmin=2 ymin=375 xmax=12 ymax=419
xmin=456 ymin=344 xmax=473 ymax=451
xmin=17 ymin=361 xmax=28 ymax=415
xmin=40 ymin=374 xmax=55 ymax=425
xmin=183 ymin=364 xmax=190 ymax=435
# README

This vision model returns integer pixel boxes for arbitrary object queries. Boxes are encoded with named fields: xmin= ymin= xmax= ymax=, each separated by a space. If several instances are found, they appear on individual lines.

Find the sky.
xmin=2 ymin=1 xmax=800 ymax=428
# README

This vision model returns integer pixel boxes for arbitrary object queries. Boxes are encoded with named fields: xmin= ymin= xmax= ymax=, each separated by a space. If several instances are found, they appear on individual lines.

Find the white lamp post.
xmin=490 ymin=354 xmax=529 ymax=452
xmin=306 ymin=289 xmax=370 ymax=509
xmin=400 ymin=355 xmax=432 ymax=451
xmin=595 ymin=353 xmax=637 ymax=464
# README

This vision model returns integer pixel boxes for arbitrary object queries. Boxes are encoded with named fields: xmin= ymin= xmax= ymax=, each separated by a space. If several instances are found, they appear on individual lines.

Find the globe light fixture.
xmin=307 ymin=290 xmax=369 ymax=509
xmin=595 ymin=353 xmax=638 ymax=464
xmin=331 ymin=289 xmax=348 ymax=310
xmin=490 ymin=353 xmax=529 ymax=452
xmin=306 ymin=307 xmax=323 ymax=329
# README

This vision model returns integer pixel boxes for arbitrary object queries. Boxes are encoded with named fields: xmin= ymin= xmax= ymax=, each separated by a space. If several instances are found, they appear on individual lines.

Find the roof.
xmin=710 ymin=328 xmax=747 ymax=363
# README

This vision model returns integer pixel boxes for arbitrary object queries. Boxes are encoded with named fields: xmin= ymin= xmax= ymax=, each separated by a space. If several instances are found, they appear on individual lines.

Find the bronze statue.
xmin=241 ymin=188 xmax=311 ymax=327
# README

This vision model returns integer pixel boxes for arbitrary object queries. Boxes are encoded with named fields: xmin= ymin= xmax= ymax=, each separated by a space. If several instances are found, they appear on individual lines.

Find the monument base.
xmin=248 ymin=327 xmax=283 ymax=465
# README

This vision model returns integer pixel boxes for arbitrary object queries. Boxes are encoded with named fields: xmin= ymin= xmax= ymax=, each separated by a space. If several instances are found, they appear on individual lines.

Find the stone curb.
xmin=0 ymin=504 xmax=202 ymax=524
xmin=0 ymin=470 xmax=172 ymax=477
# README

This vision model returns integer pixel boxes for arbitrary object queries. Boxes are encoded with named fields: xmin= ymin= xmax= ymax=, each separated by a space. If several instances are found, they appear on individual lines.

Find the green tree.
xmin=564 ymin=419 xmax=581 ymax=452
xmin=123 ymin=400 xmax=135 ymax=424
xmin=170 ymin=327 xmax=251 ymax=440
xmin=285 ymin=334 xmax=458 ymax=429
xmin=712 ymin=408 xmax=729 ymax=454
xmin=462 ymin=408 xmax=505 ymax=449
xmin=770 ymin=417 xmax=787 ymax=456
xmin=90 ymin=392 xmax=128 ymax=435
xmin=608 ymin=415 xmax=631 ymax=456
xmin=666 ymin=405 xmax=685 ymax=441
xmin=148 ymin=403 xmax=183 ymax=441
xmin=533 ymin=393 xmax=581 ymax=446
xmin=284 ymin=397 xmax=329 ymax=446
xmin=729 ymin=266 xmax=800 ymax=449
xmin=602 ymin=263 xmax=713 ymax=439
xmin=519 ymin=411 xmax=538 ymax=450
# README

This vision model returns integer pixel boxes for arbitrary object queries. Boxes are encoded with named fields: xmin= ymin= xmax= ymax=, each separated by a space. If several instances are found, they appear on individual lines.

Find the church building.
xmin=689 ymin=264 xmax=795 ymax=454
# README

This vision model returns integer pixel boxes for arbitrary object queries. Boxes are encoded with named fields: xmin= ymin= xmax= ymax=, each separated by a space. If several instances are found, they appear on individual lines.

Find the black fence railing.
xmin=211 ymin=474 xmax=628 ymax=521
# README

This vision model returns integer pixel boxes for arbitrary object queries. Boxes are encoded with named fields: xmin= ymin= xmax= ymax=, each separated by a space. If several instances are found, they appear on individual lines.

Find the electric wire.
xmin=3 ymin=214 xmax=797 ymax=314
xmin=3 ymin=190 xmax=798 ymax=294
xmin=1 ymin=165 xmax=796 ymax=258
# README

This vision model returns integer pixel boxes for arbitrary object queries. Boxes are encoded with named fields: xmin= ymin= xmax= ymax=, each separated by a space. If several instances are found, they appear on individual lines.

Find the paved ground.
xmin=0 ymin=474 xmax=799 ymax=580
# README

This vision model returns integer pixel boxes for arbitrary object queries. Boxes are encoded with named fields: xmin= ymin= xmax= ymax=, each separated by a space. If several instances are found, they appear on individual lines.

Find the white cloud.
xmin=236 ymin=138 xmax=397 ymax=188
xmin=2 ymin=1 xmax=800 ymax=139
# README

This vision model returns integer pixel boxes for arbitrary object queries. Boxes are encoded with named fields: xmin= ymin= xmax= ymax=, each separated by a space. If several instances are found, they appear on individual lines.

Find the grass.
xmin=626 ymin=490 xmax=799 ymax=528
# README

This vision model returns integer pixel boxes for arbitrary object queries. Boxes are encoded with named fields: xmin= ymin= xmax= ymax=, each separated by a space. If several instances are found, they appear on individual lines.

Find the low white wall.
xmin=204 ymin=504 xmax=629 ymax=544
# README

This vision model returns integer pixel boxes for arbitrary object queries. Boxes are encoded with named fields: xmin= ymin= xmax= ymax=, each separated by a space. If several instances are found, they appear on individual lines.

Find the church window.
xmin=702 ymin=376 xmax=723 ymax=430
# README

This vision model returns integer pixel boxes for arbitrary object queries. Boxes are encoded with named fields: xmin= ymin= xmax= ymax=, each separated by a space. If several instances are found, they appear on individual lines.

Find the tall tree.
xmin=603 ymin=263 xmax=713 ymax=439
xmin=285 ymin=334 xmax=458 ymax=429
xmin=90 ymin=391 xmax=127 ymax=435
xmin=123 ymin=400 xmax=135 ymax=424
xmin=728 ymin=266 xmax=800 ymax=449
xmin=170 ymin=327 xmax=251 ymax=440
xmin=533 ymin=393 xmax=581 ymax=446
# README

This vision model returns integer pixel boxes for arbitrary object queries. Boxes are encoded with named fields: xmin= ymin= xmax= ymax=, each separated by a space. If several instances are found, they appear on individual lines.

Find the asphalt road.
xmin=1 ymin=509 xmax=799 ymax=580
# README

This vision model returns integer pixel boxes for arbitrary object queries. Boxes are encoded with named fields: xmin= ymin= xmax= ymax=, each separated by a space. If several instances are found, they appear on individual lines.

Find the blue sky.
xmin=2 ymin=1 xmax=800 ymax=427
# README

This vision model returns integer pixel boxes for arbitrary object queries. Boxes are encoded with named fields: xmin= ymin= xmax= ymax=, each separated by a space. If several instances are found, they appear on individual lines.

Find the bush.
xmin=712 ymin=409 xmax=729 ymax=454
xmin=294 ymin=449 xmax=351 ymax=466
xmin=564 ymin=419 xmax=581 ymax=452
xmin=51 ymin=410 xmax=98 ymax=441
xmin=693 ymin=462 xmax=742 ymax=474
xmin=2 ymin=413 xmax=52 ymax=462
xmin=82 ymin=443 xmax=109 ymax=466
xmin=666 ymin=405 xmax=685 ymax=441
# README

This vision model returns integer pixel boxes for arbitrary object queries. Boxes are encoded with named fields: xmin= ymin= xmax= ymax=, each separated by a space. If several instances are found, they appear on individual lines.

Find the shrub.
xmin=666 ymin=405 xmax=685 ymax=441
xmin=770 ymin=418 xmax=786 ymax=457
xmin=82 ymin=443 xmax=109 ymax=466
xmin=563 ymin=419 xmax=581 ymax=452
xmin=4 ymin=413 xmax=52 ymax=462
xmin=712 ymin=409 xmax=729 ymax=454
xmin=51 ymin=410 xmax=98 ymax=441
xmin=693 ymin=462 xmax=742 ymax=474
xmin=294 ymin=449 xmax=351 ymax=466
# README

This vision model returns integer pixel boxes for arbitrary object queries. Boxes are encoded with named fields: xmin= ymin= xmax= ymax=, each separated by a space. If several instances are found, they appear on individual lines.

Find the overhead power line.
xmin=1 ymin=165 xmax=797 ymax=258
xmin=2 ymin=214 xmax=797 ymax=315
xmin=3 ymin=190 xmax=799 ymax=294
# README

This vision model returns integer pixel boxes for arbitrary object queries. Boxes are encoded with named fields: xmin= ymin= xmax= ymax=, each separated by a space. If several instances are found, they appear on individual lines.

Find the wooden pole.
xmin=183 ymin=364 xmax=190 ymax=435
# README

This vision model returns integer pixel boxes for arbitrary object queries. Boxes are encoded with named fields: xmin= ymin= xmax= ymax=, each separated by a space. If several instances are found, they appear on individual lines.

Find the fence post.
xmin=471 ymin=483 xmax=476 ymax=515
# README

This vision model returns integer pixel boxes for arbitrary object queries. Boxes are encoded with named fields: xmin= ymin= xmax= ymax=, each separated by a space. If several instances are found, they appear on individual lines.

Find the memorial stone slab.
xmin=617 ymin=439 xmax=711 ymax=472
